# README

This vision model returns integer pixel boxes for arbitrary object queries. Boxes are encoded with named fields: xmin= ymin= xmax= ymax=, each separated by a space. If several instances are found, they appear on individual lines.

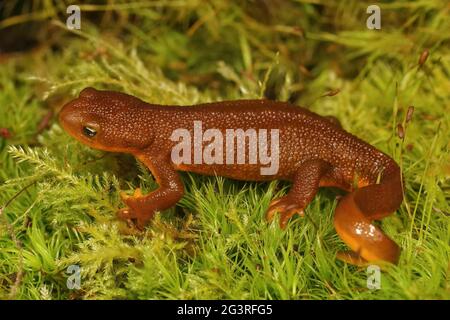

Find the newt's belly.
xmin=174 ymin=162 xmax=292 ymax=181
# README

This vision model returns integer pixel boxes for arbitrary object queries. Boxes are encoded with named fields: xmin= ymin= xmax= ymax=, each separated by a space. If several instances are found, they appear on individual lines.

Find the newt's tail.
xmin=334 ymin=162 xmax=403 ymax=264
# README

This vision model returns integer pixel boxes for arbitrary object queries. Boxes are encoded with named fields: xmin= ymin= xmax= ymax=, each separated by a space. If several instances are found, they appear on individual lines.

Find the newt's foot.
xmin=266 ymin=195 xmax=304 ymax=229
xmin=117 ymin=188 xmax=155 ymax=229
xmin=121 ymin=188 xmax=143 ymax=199
xmin=117 ymin=208 xmax=148 ymax=230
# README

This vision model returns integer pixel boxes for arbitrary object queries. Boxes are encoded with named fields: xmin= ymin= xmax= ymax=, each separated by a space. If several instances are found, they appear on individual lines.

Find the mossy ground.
xmin=0 ymin=0 xmax=449 ymax=299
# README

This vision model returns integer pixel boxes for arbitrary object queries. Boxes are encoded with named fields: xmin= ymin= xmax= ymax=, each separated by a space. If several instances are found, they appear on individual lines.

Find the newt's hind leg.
xmin=266 ymin=159 xmax=332 ymax=228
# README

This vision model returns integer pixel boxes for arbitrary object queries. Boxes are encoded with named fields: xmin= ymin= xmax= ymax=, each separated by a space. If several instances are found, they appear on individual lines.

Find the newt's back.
xmin=153 ymin=99 xmax=394 ymax=186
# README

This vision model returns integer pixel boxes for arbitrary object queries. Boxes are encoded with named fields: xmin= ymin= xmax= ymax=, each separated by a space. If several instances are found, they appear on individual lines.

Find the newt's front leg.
xmin=118 ymin=149 xmax=184 ymax=229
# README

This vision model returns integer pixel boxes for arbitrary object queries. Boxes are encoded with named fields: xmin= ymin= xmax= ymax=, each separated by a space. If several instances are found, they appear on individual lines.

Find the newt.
xmin=59 ymin=87 xmax=403 ymax=265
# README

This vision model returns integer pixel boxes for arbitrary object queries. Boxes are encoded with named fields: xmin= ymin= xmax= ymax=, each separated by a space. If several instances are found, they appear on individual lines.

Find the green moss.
xmin=0 ymin=0 xmax=448 ymax=299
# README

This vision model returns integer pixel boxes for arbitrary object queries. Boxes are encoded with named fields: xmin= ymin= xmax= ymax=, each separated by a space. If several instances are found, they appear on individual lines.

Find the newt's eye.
xmin=82 ymin=126 xmax=97 ymax=138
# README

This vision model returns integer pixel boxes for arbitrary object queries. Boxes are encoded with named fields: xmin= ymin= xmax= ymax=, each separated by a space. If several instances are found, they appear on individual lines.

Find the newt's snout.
xmin=59 ymin=100 xmax=83 ymax=137
xmin=59 ymin=102 xmax=76 ymax=130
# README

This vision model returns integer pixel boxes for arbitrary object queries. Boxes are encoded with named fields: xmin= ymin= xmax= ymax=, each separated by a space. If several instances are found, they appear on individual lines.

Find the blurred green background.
xmin=0 ymin=0 xmax=448 ymax=299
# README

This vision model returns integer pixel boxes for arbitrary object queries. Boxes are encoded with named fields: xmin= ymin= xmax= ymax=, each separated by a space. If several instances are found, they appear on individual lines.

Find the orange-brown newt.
xmin=59 ymin=87 xmax=403 ymax=265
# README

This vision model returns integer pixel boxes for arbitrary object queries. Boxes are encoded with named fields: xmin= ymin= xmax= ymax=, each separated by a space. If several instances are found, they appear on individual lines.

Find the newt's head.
xmin=59 ymin=87 xmax=151 ymax=153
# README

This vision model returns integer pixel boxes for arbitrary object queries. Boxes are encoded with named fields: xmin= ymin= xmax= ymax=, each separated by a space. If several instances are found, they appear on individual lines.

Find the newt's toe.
xmin=120 ymin=191 xmax=130 ymax=202
xmin=266 ymin=196 xmax=304 ymax=229
xmin=116 ymin=207 xmax=149 ymax=231
xmin=120 ymin=188 xmax=143 ymax=202
xmin=117 ymin=207 xmax=134 ymax=220
xmin=133 ymin=188 xmax=143 ymax=197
